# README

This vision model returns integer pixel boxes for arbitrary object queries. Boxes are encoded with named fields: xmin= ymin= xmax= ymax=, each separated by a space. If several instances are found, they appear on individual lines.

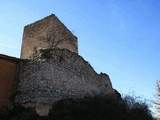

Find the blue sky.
xmin=0 ymin=0 xmax=159 ymax=102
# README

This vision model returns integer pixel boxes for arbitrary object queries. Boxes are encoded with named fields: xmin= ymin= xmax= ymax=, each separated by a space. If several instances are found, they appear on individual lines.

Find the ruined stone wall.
xmin=0 ymin=55 xmax=19 ymax=111
xmin=16 ymin=49 xmax=114 ymax=107
xmin=21 ymin=14 xmax=78 ymax=59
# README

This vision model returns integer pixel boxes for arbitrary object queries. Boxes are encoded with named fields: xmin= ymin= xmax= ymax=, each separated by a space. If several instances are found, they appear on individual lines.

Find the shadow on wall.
xmin=0 ymin=55 xmax=19 ymax=112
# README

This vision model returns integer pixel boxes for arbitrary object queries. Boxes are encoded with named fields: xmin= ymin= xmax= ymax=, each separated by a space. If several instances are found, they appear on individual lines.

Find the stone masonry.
xmin=15 ymin=49 xmax=114 ymax=116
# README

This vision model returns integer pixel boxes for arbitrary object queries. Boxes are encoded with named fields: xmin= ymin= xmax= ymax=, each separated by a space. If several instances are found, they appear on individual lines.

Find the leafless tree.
xmin=154 ymin=80 xmax=160 ymax=118
xmin=44 ymin=29 xmax=67 ymax=49
xmin=45 ymin=29 xmax=57 ymax=48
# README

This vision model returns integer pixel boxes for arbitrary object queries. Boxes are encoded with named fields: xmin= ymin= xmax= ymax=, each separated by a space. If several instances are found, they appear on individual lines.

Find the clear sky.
xmin=0 ymin=0 xmax=159 ymax=102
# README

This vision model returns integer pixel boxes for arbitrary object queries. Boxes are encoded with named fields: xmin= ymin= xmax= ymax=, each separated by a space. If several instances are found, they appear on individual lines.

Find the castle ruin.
xmin=0 ymin=14 xmax=115 ymax=116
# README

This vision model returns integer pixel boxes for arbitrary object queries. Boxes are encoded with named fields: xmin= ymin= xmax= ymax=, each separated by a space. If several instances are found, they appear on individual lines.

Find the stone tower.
xmin=15 ymin=15 xmax=115 ymax=116
xmin=21 ymin=14 xmax=78 ymax=59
